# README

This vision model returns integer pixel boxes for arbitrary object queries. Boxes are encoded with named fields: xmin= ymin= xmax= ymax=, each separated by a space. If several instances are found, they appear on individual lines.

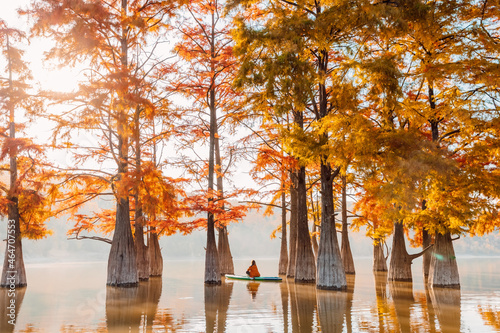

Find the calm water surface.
xmin=2 ymin=257 xmax=500 ymax=332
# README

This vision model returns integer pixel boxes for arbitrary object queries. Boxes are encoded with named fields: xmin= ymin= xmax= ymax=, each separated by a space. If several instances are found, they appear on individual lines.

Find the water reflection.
xmin=105 ymin=277 xmax=162 ymax=332
xmin=389 ymin=281 xmax=415 ymax=332
xmin=204 ymin=279 xmax=234 ymax=333
xmin=279 ymin=278 xmax=289 ymax=333
xmin=8 ymin=258 xmax=500 ymax=332
xmin=429 ymin=287 xmax=461 ymax=333
xmin=0 ymin=286 xmax=26 ymax=333
xmin=478 ymin=304 xmax=500 ymax=331
xmin=246 ymin=281 xmax=259 ymax=300
xmin=317 ymin=288 xmax=347 ymax=332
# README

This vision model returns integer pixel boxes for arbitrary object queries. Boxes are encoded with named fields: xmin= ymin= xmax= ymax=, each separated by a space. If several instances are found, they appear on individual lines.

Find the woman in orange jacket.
xmin=246 ymin=260 xmax=261 ymax=278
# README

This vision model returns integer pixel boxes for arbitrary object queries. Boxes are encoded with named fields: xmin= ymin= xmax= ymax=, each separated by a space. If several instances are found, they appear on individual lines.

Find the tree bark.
xmin=388 ymin=221 xmax=413 ymax=282
xmin=295 ymin=165 xmax=316 ymax=283
xmin=107 ymin=196 xmax=138 ymax=286
xmin=134 ymin=214 xmax=149 ymax=281
xmin=133 ymin=107 xmax=149 ymax=281
xmin=341 ymin=175 xmax=355 ymax=275
xmin=215 ymin=135 xmax=234 ymax=276
xmin=287 ymin=170 xmax=298 ymax=278
xmin=217 ymin=226 xmax=234 ymax=275
xmin=1 ymin=37 xmax=27 ymax=288
xmin=316 ymin=163 xmax=346 ymax=290
xmin=293 ymin=107 xmax=316 ymax=283
xmin=148 ymin=227 xmax=163 ymax=277
xmin=422 ymin=228 xmax=431 ymax=278
xmin=278 ymin=188 xmax=288 ymax=275
xmin=422 ymin=200 xmax=432 ymax=278
xmin=309 ymin=189 xmax=319 ymax=258
xmin=107 ymin=0 xmax=138 ymax=287
xmin=428 ymin=232 xmax=460 ymax=289
xmin=373 ymin=240 xmax=388 ymax=272
xmin=204 ymin=11 xmax=221 ymax=284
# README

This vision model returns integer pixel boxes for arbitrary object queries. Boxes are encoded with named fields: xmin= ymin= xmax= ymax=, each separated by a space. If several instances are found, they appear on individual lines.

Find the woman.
xmin=246 ymin=260 xmax=261 ymax=278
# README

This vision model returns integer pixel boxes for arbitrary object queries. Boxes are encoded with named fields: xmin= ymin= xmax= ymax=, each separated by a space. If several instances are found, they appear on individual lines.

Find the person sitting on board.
xmin=246 ymin=260 xmax=261 ymax=278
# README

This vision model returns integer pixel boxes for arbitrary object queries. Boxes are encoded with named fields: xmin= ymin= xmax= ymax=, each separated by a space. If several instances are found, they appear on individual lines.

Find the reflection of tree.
xmin=0 ymin=287 xmax=26 ymax=333
xmin=429 ymin=287 xmax=461 ymax=333
xmin=280 ymin=278 xmax=289 ymax=333
xmin=389 ymin=281 xmax=414 ymax=333
xmin=478 ymin=305 xmax=500 ymax=331
xmin=105 ymin=278 xmax=162 ymax=333
xmin=370 ymin=272 xmax=396 ymax=333
xmin=204 ymin=280 xmax=234 ymax=333
xmin=246 ymin=282 xmax=260 ymax=300
xmin=293 ymin=282 xmax=316 ymax=333
xmin=317 ymin=289 xmax=347 ymax=332
xmin=345 ymin=274 xmax=355 ymax=333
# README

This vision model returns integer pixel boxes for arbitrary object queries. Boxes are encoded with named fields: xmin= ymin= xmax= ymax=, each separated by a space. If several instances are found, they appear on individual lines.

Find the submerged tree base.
xmin=317 ymin=284 xmax=347 ymax=291
xmin=106 ymin=282 xmax=139 ymax=288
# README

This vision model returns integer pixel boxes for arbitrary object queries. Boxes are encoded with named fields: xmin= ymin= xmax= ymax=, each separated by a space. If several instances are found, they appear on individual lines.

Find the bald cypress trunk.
xmin=428 ymin=232 xmax=460 ymax=289
xmin=388 ymin=222 xmax=413 ymax=282
xmin=148 ymin=228 xmax=163 ymax=277
xmin=373 ymin=241 xmax=388 ymax=272
xmin=316 ymin=163 xmax=346 ymax=289
xmin=204 ymin=10 xmax=221 ymax=284
xmin=295 ymin=165 xmax=316 ymax=283
xmin=341 ymin=175 xmax=355 ymax=275
xmin=279 ymin=189 xmax=288 ymax=275
xmin=287 ymin=171 xmax=298 ymax=278
xmin=106 ymin=0 xmax=138 ymax=287
xmin=215 ymin=136 xmax=234 ymax=276
xmin=1 ymin=37 xmax=27 ymax=289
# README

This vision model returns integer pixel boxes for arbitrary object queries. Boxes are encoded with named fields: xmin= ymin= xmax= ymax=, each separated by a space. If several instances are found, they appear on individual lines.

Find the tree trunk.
xmin=422 ymin=200 xmax=432 ymax=279
xmin=287 ymin=170 xmax=298 ymax=278
xmin=107 ymin=197 xmax=138 ymax=286
xmin=428 ymin=232 xmax=460 ymax=289
xmin=0 ymin=193 xmax=26 ymax=288
xmin=295 ymin=165 xmax=316 ymax=283
xmin=134 ymin=107 xmax=149 ymax=281
xmin=215 ymin=135 xmax=234 ymax=276
xmin=204 ymin=11 xmax=221 ymax=284
xmin=316 ymin=163 xmax=346 ymax=290
xmin=373 ymin=240 xmax=388 ymax=272
xmin=388 ymin=221 xmax=412 ymax=282
xmin=107 ymin=0 xmax=138 ymax=287
xmin=278 ymin=189 xmax=288 ymax=275
xmin=341 ymin=175 xmax=355 ymax=275
xmin=1 ymin=41 xmax=27 ymax=288
xmin=217 ymin=226 xmax=234 ymax=275
xmin=134 ymin=214 xmax=149 ymax=281
xmin=309 ymin=189 xmax=319 ymax=258
xmin=148 ymin=227 xmax=163 ymax=277
xmin=422 ymin=228 xmax=431 ymax=278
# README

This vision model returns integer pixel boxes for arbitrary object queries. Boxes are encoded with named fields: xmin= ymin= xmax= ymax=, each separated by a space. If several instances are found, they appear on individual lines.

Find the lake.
xmin=2 ymin=257 xmax=500 ymax=332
